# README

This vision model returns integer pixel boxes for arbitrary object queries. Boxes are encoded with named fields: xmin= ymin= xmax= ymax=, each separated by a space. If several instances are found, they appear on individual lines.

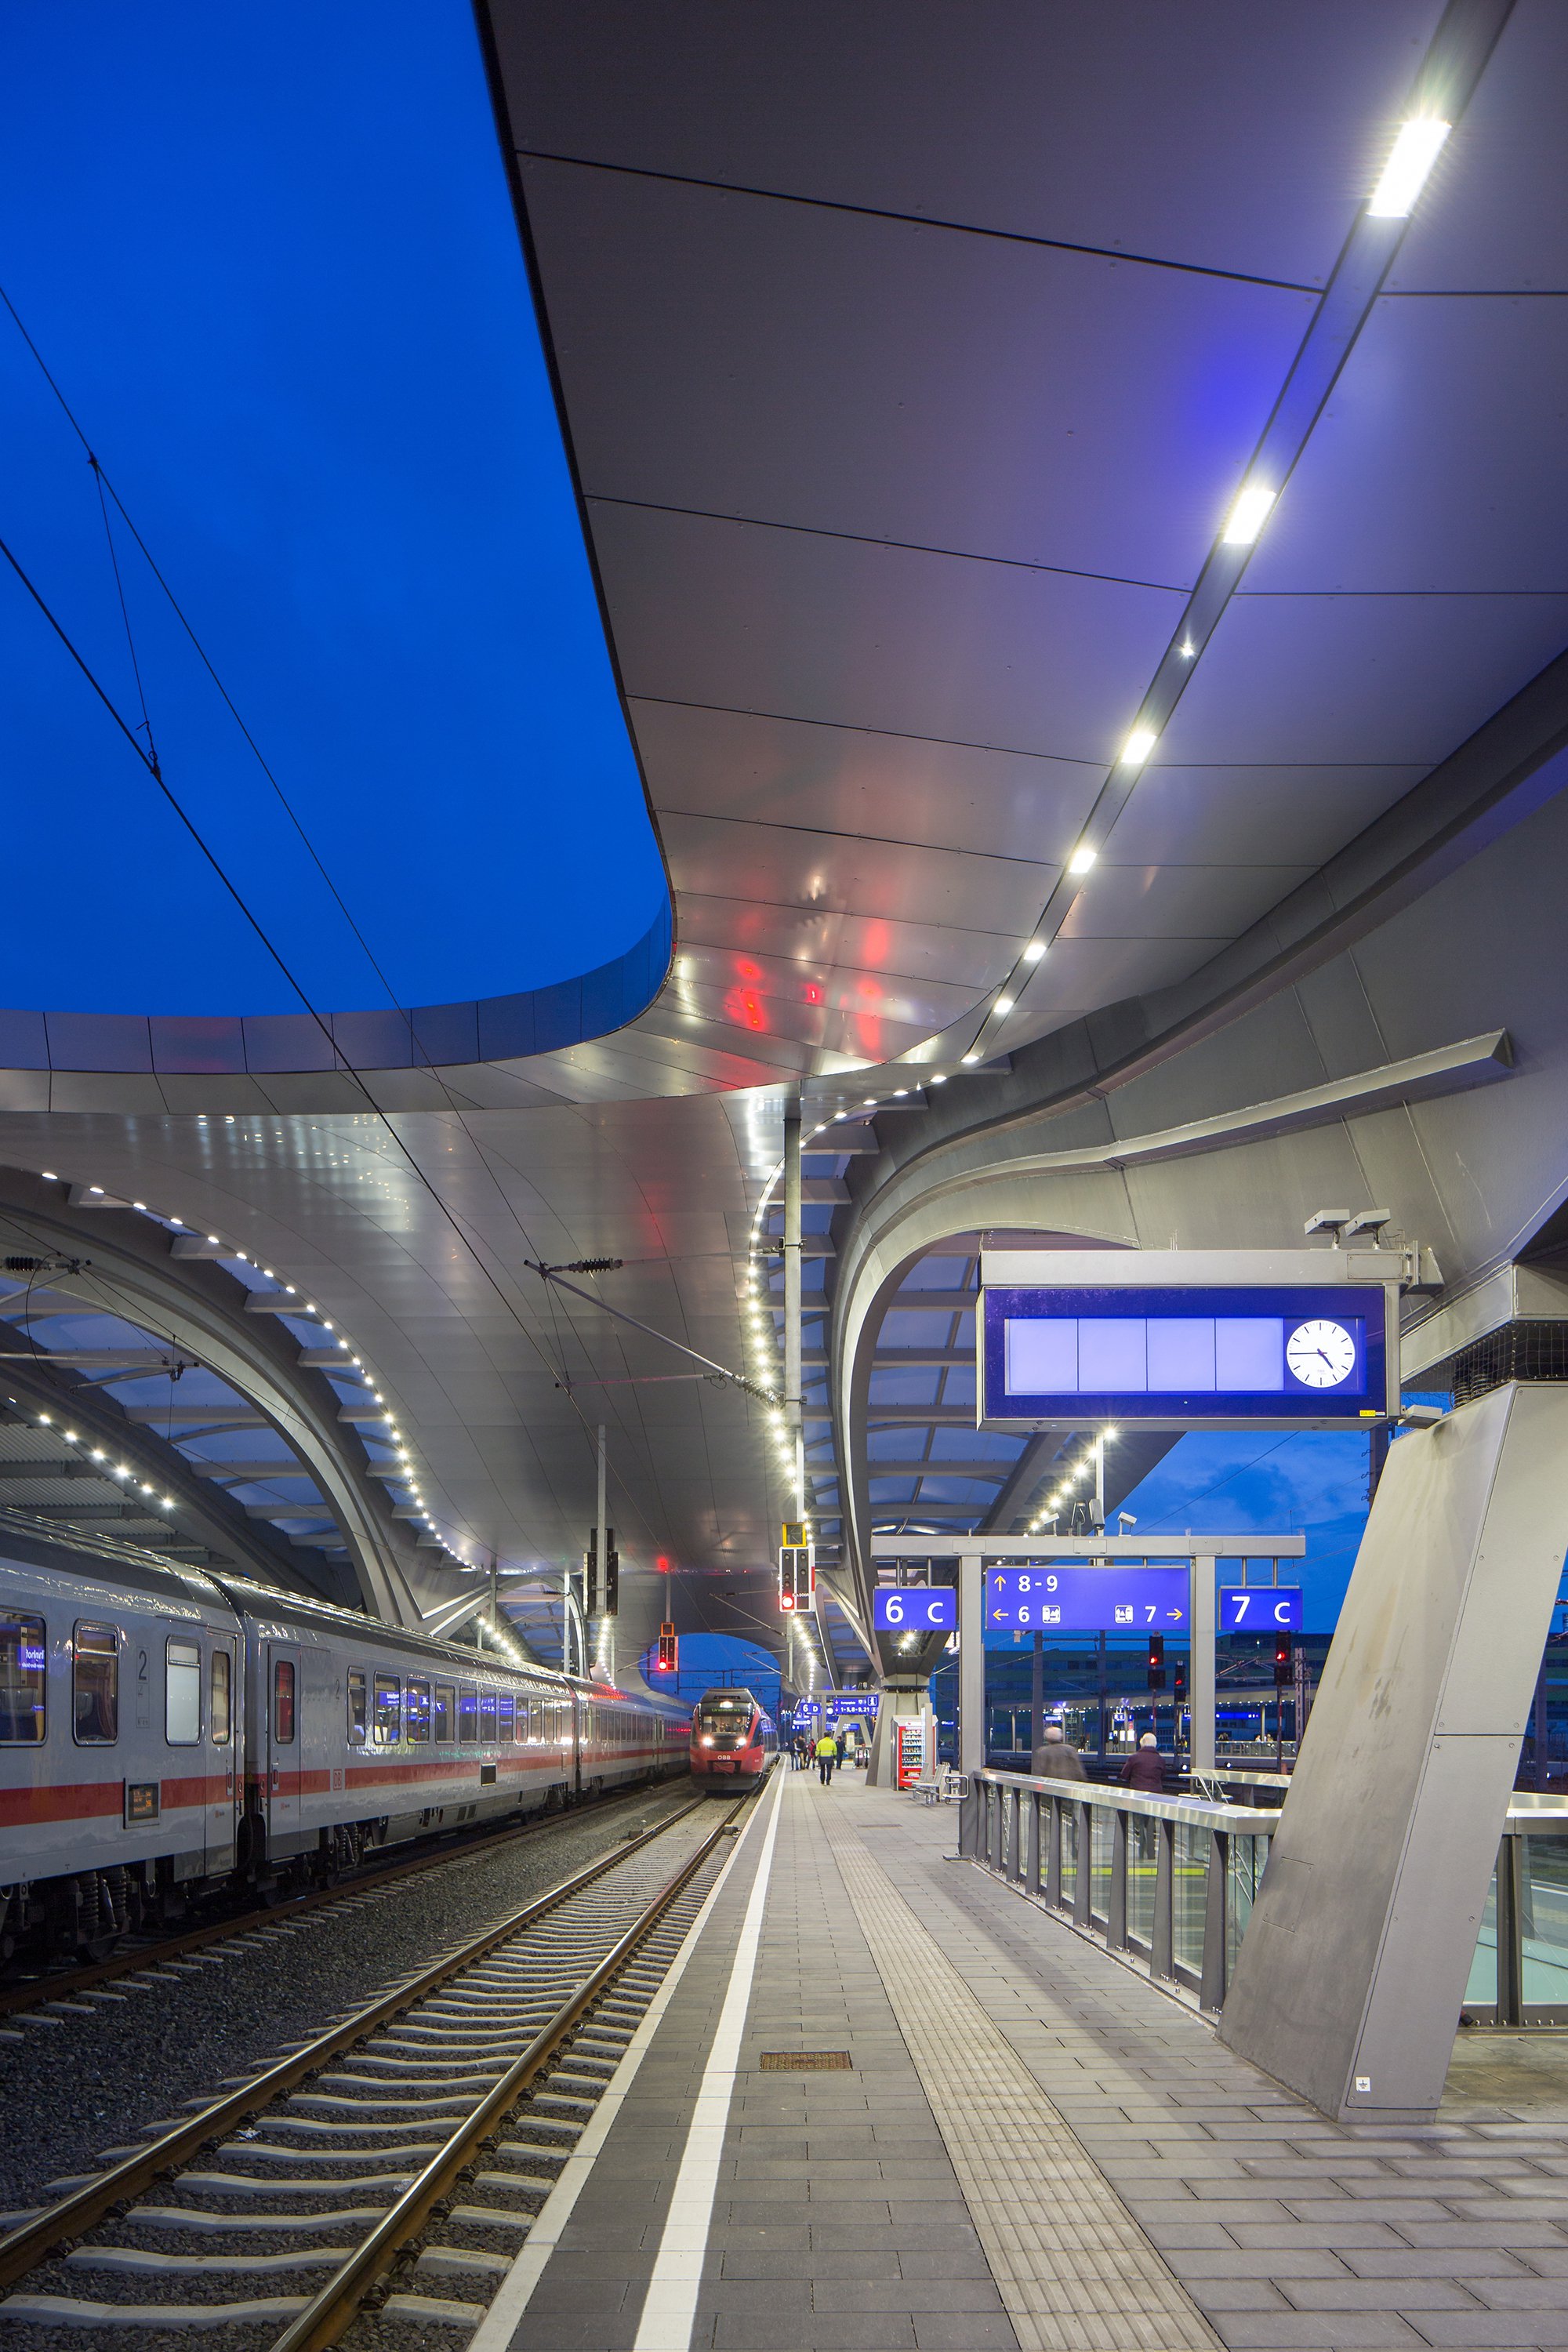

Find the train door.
xmin=207 ymin=1635 xmax=239 ymax=1871
xmin=266 ymin=1644 xmax=302 ymax=1842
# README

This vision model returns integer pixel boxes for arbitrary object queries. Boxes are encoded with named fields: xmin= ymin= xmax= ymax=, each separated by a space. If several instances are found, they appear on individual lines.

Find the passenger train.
xmin=0 ymin=1510 xmax=689 ymax=1962
xmin=688 ymin=1686 xmax=776 ymax=1790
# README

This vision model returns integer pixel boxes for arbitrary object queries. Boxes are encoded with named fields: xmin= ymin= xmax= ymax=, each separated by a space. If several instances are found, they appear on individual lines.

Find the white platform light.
xmin=1120 ymin=725 xmax=1157 ymax=765
xmin=1223 ymin=483 xmax=1276 ymax=545
xmin=1067 ymin=845 xmax=1098 ymax=876
xmin=1370 ymin=118 xmax=1450 ymax=217
xmin=1022 ymin=941 xmax=1045 ymax=964
xmin=994 ymin=995 xmax=1014 ymax=1017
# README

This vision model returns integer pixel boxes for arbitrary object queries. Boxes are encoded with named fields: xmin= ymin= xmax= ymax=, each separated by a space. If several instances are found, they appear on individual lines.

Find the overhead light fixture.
xmin=1369 ymin=118 xmax=1450 ymax=217
xmin=1120 ymin=726 xmax=1157 ymax=765
xmin=1178 ymin=637 xmax=1196 ymax=659
xmin=1067 ymin=846 xmax=1098 ymax=876
xmin=960 ymin=1051 xmax=981 ymax=1065
xmin=1223 ymin=483 xmax=1276 ymax=545
xmin=994 ymin=995 xmax=1014 ymax=1018
xmin=1022 ymin=941 xmax=1045 ymax=964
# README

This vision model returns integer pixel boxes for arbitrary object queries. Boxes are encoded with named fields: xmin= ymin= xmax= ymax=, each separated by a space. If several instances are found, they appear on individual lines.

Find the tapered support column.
xmin=782 ymin=1100 xmax=803 ymax=1510
xmin=1221 ymin=1385 xmax=1568 ymax=2122
xmin=959 ymin=1551 xmax=985 ymax=1780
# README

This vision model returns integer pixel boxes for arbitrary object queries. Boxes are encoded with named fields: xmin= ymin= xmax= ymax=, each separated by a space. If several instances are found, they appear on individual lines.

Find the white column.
xmin=783 ymin=1100 xmax=803 ymax=1511
xmin=1192 ymin=1553 xmax=1216 ymax=1773
xmin=960 ymin=1551 xmax=985 ymax=1779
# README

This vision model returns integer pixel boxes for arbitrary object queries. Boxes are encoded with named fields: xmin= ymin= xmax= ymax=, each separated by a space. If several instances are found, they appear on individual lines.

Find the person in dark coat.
xmin=1120 ymin=1732 xmax=1167 ymax=1793
xmin=1030 ymin=1723 xmax=1087 ymax=1780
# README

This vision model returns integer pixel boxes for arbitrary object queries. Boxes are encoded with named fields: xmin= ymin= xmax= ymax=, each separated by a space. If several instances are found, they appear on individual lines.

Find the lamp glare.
xmin=1222 ymin=483 xmax=1276 ymax=545
xmin=1369 ymin=118 xmax=1450 ymax=217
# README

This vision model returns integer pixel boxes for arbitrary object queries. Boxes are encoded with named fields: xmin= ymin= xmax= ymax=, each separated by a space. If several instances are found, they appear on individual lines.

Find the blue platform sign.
xmin=985 ymin=1565 xmax=1189 ymax=1633
xmin=873 ymin=1587 xmax=958 ymax=1632
xmin=1220 ymin=1586 xmax=1304 ymax=1632
xmin=980 ymin=1282 xmax=1388 ymax=1431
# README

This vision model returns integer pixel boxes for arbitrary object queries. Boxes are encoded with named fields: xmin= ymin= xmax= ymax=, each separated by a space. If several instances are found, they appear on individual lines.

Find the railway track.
xmin=0 ymin=1779 xmax=673 ymax=2021
xmin=0 ymin=1780 xmax=759 ymax=2345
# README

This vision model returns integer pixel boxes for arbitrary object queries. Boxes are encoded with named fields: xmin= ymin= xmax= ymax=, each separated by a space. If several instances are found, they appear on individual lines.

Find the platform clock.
xmin=1285 ymin=1318 xmax=1357 ymax=1389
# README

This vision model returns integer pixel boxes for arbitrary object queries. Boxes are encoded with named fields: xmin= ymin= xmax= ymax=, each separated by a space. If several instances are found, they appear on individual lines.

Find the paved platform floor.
xmin=483 ymin=1766 xmax=1568 ymax=2352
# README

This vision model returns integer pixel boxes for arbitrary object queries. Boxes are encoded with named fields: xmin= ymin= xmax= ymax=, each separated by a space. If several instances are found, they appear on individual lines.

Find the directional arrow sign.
xmin=985 ymin=1564 xmax=1189 ymax=1634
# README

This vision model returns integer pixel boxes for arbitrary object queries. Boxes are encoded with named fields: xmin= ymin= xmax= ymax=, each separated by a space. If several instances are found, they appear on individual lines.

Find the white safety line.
xmin=630 ymin=1764 xmax=786 ymax=2352
xmin=467 ymin=1773 xmax=785 ymax=2352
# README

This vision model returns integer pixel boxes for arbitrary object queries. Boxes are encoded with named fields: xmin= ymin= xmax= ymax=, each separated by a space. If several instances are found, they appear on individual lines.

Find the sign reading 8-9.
xmin=872 ymin=1588 xmax=958 ymax=1632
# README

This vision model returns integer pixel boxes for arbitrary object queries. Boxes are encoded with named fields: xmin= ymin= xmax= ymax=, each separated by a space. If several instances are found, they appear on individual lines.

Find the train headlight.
xmin=699 ymin=1736 xmax=714 ymax=1747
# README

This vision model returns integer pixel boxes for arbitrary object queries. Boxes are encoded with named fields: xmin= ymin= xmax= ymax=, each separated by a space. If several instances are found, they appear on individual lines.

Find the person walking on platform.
xmin=1120 ymin=1732 xmax=1167 ymax=1793
xmin=815 ymin=1730 xmax=837 ymax=1785
xmin=1031 ymin=1722 xmax=1087 ymax=1780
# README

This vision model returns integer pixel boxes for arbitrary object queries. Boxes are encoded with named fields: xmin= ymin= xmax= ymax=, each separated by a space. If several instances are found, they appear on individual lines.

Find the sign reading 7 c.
xmin=1220 ymin=1586 xmax=1303 ymax=1632
xmin=873 ymin=1588 xmax=958 ymax=1632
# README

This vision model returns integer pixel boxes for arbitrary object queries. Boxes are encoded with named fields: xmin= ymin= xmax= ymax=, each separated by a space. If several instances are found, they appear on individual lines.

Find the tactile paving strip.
xmin=822 ymin=1816 xmax=1223 ymax=2352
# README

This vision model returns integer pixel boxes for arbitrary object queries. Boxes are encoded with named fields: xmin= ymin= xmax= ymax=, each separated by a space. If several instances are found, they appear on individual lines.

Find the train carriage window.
xmin=273 ymin=1660 xmax=296 ymax=1744
xmin=458 ymin=1686 xmax=478 ymax=1744
xmin=433 ymin=1682 xmax=455 ymax=1741
xmin=166 ymin=1639 xmax=202 ymax=1744
xmin=515 ymin=1694 xmax=530 ymax=1743
xmin=479 ymin=1690 xmax=497 ymax=1743
xmin=73 ymin=1622 xmax=118 ymax=1744
xmin=347 ymin=1668 xmax=367 ymax=1747
xmin=0 ymin=1615 xmax=46 ymax=1744
xmin=498 ymin=1693 xmax=514 ymax=1741
xmin=211 ymin=1650 xmax=231 ymax=1745
xmin=405 ymin=1679 xmax=430 ymax=1742
xmin=372 ymin=1674 xmax=401 ymax=1745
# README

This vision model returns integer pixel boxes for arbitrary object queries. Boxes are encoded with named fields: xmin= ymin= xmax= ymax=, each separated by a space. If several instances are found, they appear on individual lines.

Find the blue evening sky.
xmin=0 ymin=2 xmax=665 ymax=1018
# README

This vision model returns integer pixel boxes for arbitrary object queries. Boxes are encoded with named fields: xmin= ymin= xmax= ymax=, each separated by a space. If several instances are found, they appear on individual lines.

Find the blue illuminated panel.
xmin=985 ymin=1566 xmax=1189 ymax=1633
xmin=1220 ymin=1587 xmax=1304 ymax=1632
xmin=982 ymin=1283 xmax=1388 ymax=1428
xmin=873 ymin=1588 xmax=957 ymax=1632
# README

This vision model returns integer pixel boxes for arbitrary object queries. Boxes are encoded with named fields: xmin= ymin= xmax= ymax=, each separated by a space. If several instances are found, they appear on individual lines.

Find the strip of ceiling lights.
xmin=951 ymin=0 xmax=1516 ymax=1072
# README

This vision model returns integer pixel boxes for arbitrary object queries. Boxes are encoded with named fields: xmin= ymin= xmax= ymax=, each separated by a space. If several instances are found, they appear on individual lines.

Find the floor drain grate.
xmin=758 ymin=2051 xmax=851 ymax=2071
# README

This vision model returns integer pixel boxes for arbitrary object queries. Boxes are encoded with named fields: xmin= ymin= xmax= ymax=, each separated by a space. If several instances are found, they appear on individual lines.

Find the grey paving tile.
xmin=912 ymin=2319 xmax=1019 ymax=2350
xmin=1207 ymin=2322 xmax=1427 ymax=2350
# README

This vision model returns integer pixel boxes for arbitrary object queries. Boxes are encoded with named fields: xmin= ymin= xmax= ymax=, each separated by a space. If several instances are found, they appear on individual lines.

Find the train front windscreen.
xmin=690 ymin=1687 xmax=775 ymax=1788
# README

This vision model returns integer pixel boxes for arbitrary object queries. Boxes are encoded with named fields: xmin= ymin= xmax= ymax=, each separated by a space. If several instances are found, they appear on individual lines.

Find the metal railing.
xmin=963 ymin=1770 xmax=1568 ymax=2027
xmin=960 ymin=1768 xmax=1277 ymax=2012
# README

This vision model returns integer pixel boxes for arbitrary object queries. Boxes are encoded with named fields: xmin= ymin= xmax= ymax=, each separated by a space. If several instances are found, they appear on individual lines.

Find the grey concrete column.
xmin=959 ymin=1551 xmax=985 ymax=1780
xmin=1221 ymin=1384 xmax=1568 ymax=2122
xmin=1192 ymin=1555 xmax=1216 ymax=1773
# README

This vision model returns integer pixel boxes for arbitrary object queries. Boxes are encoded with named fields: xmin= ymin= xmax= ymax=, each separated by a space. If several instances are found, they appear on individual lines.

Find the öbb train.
xmin=0 ymin=1509 xmax=689 ymax=1962
xmin=688 ymin=1686 xmax=776 ymax=1790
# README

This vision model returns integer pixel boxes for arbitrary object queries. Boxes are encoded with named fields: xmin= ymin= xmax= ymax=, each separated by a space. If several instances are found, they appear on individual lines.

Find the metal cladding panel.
xmin=522 ymin=977 xmax=582 ymax=1058
xmin=242 ymin=1013 xmax=337 ymax=1073
xmin=409 ymin=999 xmax=481 ymax=1067
xmin=1219 ymin=1385 xmax=1568 ymax=2122
xmin=147 ymin=1017 xmax=249 ymax=1076
xmin=44 ymin=1013 xmax=153 ymax=1074
xmin=0 ymin=1012 xmax=49 ymax=1072
xmin=329 ymin=1009 xmax=414 ymax=1070
xmin=500 ymin=1 xmax=1439 ymax=289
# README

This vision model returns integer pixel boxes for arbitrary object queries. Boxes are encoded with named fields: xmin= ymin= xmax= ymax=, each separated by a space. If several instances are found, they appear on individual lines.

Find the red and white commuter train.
xmin=0 ymin=1509 xmax=689 ymax=1959
xmin=688 ymin=1686 xmax=777 ymax=1790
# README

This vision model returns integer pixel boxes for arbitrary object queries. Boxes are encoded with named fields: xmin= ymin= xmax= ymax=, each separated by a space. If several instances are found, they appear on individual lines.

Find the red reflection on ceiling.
xmin=804 ymin=983 xmax=822 ymax=1005
xmin=723 ymin=985 xmax=768 ymax=1032
xmin=736 ymin=959 xmax=761 ymax=980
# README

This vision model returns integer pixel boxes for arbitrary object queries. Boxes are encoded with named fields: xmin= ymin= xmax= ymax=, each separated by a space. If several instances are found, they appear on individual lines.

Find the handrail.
xmin=978 ymin=1766 xmax=1279 ymax=1835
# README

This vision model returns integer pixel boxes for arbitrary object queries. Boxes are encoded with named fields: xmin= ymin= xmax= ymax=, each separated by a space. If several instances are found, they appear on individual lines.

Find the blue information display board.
xmin=873 ymin=1588 xmax=958 ymax=1632
xmin=985 ymin=1565 xmax=1189 ymax=1633
xmin=1219 ymin=1586 xmax=1304 ymax=1632
xmin=981 ymin=1282 xmax=1388 ymax=1429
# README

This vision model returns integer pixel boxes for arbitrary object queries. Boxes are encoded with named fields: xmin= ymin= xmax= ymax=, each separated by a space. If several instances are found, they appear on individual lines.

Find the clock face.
xmin=1286 ymin=1319 xmax=1357 ymax=1389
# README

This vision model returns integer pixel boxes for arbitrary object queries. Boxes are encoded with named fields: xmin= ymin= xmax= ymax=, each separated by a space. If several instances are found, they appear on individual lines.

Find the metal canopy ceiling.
xmin=474 ymin=0 xmax=1565 ymax=1096
xmin=0 ymin=2 xmax=1562 ymax=1685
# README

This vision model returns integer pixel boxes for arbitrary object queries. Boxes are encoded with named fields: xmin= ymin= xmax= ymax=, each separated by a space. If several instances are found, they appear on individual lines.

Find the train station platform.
xmin=470 ymin=1764 xmax=1568 ymax=2352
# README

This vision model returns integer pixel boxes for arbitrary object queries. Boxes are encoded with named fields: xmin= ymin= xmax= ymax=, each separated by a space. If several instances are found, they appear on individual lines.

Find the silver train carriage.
xmin=0 ymin=1512 xmax=689 ymax=1959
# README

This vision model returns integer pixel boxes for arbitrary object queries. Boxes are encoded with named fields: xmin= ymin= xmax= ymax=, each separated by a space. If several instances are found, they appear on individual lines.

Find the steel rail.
xmin=269 ymin=1775 xmax=767 ymax=2350
xmin=0 ymin=1777 xmax=674 ymax=2018
xmin=0 ymin=1792 xmax=713 ymax=2288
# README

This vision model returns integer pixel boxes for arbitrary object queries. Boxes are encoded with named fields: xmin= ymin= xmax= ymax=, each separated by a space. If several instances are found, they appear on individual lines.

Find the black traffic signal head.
xmin=1146 ymin=1632 xmax=1166 ymax=1690
xmin=1273 ymin=1632 xmax=1294 ymax=1686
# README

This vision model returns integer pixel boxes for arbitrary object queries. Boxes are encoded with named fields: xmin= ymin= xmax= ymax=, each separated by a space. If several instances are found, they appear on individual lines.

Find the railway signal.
xmin=654 ymin=1621 xmax=678 ymax=1673
xmin=779 ymin=1520 xmax=815 ymax=1611
xmin=1273 ymin=1630 xmax=1294 ymax=1686
xmin=1146 ymin=1632 xmax=1166 ymax=1690
xmin=584 ymin=1529 xmax=619 ymax=1618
